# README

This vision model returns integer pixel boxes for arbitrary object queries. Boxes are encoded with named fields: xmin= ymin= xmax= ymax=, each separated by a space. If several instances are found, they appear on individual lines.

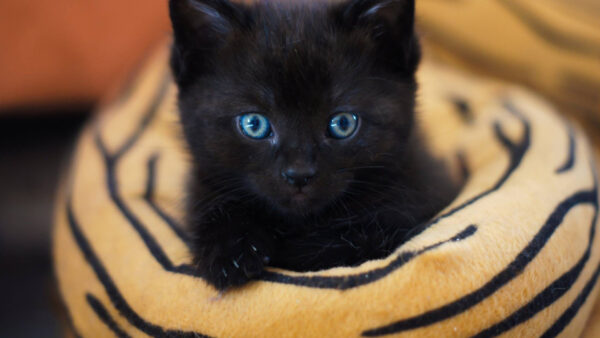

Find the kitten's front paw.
xmin=199 ymin=240 xmax=270 ymax=291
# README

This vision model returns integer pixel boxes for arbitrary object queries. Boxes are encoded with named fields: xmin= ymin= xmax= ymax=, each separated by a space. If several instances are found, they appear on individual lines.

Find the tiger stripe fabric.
xmin=416 ymin=0 xmax=600 ymax=135
xmin=53 ymin=44 xmax=600 ymax=337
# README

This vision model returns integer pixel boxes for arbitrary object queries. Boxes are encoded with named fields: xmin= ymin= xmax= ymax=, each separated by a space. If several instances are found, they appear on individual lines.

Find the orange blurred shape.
xmin=0 ymin=0 xmax=171 ymax=113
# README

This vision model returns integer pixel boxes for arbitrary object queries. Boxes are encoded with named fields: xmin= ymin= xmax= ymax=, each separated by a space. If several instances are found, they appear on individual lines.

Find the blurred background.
xmin=0 ymin=0 xmax=598 ymax=336
xmin=0 ymin=1 xmax=171 ymax=336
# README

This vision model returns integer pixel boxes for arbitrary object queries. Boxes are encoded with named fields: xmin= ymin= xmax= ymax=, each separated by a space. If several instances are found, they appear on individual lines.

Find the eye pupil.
xmin=338 ymin=116 xmax=349 ymax=131
xmin=249 ymin=117 xmax=260 ymax=131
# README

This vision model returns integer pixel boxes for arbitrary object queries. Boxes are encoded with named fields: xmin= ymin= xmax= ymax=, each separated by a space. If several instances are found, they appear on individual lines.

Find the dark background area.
xmin=0 ymin=111 xmax=88 ymax=337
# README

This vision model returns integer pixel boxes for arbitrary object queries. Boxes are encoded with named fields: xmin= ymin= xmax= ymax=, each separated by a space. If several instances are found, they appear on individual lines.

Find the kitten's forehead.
xmin=248 ymin=4 xmax=340 ymax=63
xmin=214 ymin=5 xmax=333 ymax=112
xmin=225 ymin=4 xmax=372 ymax=112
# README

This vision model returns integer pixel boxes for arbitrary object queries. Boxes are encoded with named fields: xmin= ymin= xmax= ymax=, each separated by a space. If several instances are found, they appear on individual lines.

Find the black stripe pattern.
xmin=362 ymin=107 xmax=599 ymax=336
xmin=556 ymin=124 xmax=576 ymax=174
xmin=144 ymin=154 xmax=192 ymax=246
xmin=86 ymin=293 xmax=131 ymax=338
xmin=363 ymin=186 xmax=598 ymax=336
xmin=67 ymin=201 xmax=211 ymax=338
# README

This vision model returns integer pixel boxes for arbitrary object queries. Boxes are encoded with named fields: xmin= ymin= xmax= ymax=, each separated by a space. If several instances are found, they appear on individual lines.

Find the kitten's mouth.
xmin=278 ymin=188 xmax=321 ymax=214
xmin=266 ymin=180 xmax=344 ymax=216
xmin=291 ymin=191 xmax=309 ymax=203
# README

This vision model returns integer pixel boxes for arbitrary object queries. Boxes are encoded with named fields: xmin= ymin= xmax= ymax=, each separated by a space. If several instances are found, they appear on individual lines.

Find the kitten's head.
xmin=170 ymin=0 xmax=420 ymax=216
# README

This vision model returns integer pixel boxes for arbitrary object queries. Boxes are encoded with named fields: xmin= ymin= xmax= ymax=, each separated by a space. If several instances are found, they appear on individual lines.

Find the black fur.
xmin=169 ymin=0 xmax=458 ymax=290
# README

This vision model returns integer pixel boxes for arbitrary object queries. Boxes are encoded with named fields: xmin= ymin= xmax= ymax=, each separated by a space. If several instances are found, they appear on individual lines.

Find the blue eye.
xmin=328 ymin=112 xmax=358 ymax=139
xmin=239 ymin=113 xmax=272 ymax=139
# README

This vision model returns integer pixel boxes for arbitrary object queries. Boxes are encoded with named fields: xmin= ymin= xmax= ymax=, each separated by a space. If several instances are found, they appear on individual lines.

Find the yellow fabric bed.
xmin=53 ymin=43 xmax=600 ymax=337
xmin=416 ymin=0 xmax=600 ymax=133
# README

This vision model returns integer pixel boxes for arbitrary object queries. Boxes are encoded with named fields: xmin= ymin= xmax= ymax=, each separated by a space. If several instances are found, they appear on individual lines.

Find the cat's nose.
xmin=281 ymin=167 xmax=317 ymax=187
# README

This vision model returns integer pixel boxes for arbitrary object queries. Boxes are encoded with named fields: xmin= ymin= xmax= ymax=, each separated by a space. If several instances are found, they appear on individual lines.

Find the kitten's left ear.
xmin=332 ymin=0 xmax=420 ymax=74
xmin=169 ymin=0 xmax=251 ymax=86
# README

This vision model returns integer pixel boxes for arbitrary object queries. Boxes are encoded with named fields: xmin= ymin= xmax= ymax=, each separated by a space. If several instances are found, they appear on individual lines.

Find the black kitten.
xmin=169 ymin=0 xmax=458 ymax=290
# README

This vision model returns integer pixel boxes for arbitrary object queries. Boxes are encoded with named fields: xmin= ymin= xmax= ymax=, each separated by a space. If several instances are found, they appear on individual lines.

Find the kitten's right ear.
xmin=169 ymin=0 xmax=250 ymax=85
xmin=332 ymin=0 xmax=420 ymax=75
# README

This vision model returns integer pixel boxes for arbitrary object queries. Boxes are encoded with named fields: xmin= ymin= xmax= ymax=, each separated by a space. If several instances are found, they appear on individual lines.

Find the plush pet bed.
xmin=416 ymin=0 xmax=600 ymax=125
xmin=53 ymin=45 xmax=600 ymax=337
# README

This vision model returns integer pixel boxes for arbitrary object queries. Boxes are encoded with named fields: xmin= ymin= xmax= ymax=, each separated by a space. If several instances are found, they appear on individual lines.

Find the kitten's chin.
xmin=289 ymin=192 xmax=314 ymax=212
xmin=275 ymin=191 xmax=329 ymax=216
